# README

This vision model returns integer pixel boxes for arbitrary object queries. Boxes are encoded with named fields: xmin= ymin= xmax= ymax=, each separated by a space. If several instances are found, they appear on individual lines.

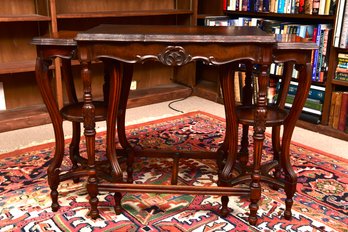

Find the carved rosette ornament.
xmin=158 ymin=46 xmax=192 ymax=66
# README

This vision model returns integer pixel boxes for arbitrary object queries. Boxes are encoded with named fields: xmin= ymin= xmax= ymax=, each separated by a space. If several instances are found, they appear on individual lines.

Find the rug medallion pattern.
xmin=0 ymin=111 xmax=347 ymax=231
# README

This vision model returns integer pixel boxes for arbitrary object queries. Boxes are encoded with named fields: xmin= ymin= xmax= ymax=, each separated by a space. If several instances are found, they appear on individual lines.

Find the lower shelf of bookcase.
xmin=295 ymin=120 xmax=348 ymax=141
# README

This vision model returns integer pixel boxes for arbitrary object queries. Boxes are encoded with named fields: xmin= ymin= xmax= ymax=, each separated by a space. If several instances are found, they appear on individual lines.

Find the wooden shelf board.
xmin=193 ymin=80 xmax=223 ymax=103
xmin=0 ymin=60 xmax=36 ymax=74
xmin=0 ymin=84 xmax=192 ymax=132
xmin=0 ymin=105 xmax=51 ymax=133
xmin=0 ymin=14 xmax=51 ymax=22
xmin=331 ymin=79 xmax=348 ymax=87
xmin=296 ymin=120 xmax=348 ymax=141
xmin=57 ymin=9 xmax=193 ymax=19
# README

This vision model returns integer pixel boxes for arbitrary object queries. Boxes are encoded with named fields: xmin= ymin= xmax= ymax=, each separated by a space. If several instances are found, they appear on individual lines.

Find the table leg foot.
xmin=126 ymin=151 xmax=135 ymax=183
xmin=114 ymin=192 xmax=123 ymax=215
xmin=48 ymin=168 xmax=60 ymax=212
xmin=248 ymin=199 xmax=259 ymax=225
xmin=87 ymin=176 xmax=99 ymax=219
xmin=51 ymin=192 xmax=60 ymax=212
xmin=220 ymin=195 xmax=230 ymax=217
xmin=284 ymin=199 xmax=293 ymax=220
xmin=248 ymin=213 xmax=258 ymax=226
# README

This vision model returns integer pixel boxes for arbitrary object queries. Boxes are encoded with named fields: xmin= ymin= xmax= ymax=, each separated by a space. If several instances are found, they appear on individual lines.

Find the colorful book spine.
xmin=299 ymin=0 xmax=305 ymax=13
xmin=333 ymin=0 xmax=346 ymax=47
xmin=339 ymin=0 xmax=348 ymax=48
xmin=312 ymin=0 xmax=320 ymax=14
xmin=277 ymin=0 xmax=285 ymax=13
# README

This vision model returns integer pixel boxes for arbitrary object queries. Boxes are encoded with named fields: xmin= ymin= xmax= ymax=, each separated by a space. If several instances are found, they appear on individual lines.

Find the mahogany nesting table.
xmin=34 ymin=25 xmax=317 ymax=225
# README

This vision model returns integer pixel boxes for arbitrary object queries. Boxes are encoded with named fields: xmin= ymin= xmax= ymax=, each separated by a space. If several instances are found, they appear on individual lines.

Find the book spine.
xmin=287 ymin=83 xmax=325 ymax=101
xmin=263 ymin=0 xmax=270 ymax=12
xmin=277 ymin=0 xmax=285 ymax=13
xmin=340 ymin=0 xmax=348 ymax=48
xmin=333 ymin=0 xmax=346 ymax=47
xmin=299 ymin=0 xmax=305 ymax=13
xmin=324 ymin=0 xmax=331 ymax=15
xmin=338 ymin=92 xmax=348 ymax=131
xmin=318 ymin=0 xmax=326 ymax=14
xmin=285 ymin=103 xmax=322 ymax=115
xmin=275 ymin=94 xmax=323 ymax=111
xmin=312 ymin=0 xmax=320 ymax=14
xmin=333 ymin=92 xmax=343 ymax=129
xmin=328 ymin=92 xmax=338 ymax=126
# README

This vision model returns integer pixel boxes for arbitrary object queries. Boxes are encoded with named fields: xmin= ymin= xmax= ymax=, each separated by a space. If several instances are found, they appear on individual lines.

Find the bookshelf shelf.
xmin=0 ymin=60 xmax=36 ymax=74
xmin=57 ymin=10 xmax=194 ymax=19
xmin=0 ymin=14 xmax=51 ymax=22
xmin=332 ymin=79 xmax=348 ymax=87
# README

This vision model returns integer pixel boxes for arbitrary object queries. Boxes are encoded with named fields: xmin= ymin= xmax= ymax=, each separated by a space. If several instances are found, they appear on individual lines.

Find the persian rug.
xmin=0 ymin=111 xmax=347 ymax=232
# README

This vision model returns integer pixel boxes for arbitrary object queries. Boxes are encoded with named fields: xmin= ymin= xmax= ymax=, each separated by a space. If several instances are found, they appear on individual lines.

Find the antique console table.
xmin=34 ymin=25 xmax=316 ymax=225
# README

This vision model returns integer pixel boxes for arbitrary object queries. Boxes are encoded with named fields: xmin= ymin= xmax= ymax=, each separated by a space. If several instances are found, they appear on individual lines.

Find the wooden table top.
xmin=31 ymin=25 xmax=317 ymax=51
xmin=74 ymin=24 xmax=276 ymax=43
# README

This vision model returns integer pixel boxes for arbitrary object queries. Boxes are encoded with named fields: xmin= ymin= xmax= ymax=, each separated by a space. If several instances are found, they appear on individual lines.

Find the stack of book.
xmin=335 ymin=53 xmax=348 ymax=82
xmin=328 ymin=92 xmax=348 ymax=132
xmin=274 ymin=81 xmax=325 ymax=124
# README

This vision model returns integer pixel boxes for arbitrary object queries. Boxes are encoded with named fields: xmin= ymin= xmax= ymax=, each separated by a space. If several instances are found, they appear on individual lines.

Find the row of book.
xmin=224 ymin=0 xmax=336 ymax=15
xmin=328 ymin=91 xmax=348 ymax=132
xmin=274 ymin=81 xmax=325 ymax=124
xmin=205 ymin=16 xmax=332 ymax=83
xmin=335 ymin=53 xmax=348 ymax=81
xmin=333 ymin=0 xmax=348 ymax=49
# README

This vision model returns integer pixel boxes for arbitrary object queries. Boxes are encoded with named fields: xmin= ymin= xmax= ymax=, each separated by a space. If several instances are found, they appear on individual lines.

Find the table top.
xmin=32 ymin=31 xmax=77 ymax=46
xmin=31 ymin=25 xmax=317 ymax=51
xmin=74 ymin=24 xmax=276 ymax=44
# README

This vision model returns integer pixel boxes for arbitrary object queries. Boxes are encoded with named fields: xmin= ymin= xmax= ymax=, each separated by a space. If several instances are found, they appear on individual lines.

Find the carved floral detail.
xmin=158 ymin=46 xmax=192 ymax=66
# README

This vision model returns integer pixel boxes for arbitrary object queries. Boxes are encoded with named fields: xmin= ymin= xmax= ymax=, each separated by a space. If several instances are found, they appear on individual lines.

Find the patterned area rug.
xmin=0 ymin=111 xmax=347 ymax=232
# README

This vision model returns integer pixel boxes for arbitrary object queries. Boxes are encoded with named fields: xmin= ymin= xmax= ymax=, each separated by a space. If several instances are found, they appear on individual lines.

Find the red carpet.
xmin=0 ymin=111 xmax=347 ymax=231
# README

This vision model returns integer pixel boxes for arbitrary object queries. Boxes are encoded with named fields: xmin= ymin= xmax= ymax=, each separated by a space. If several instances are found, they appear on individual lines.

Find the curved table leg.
xmin=271 ymin=61 xmax=294 ymax=188
xmin=218 ymin=63 xmax=239 ymax=217
xmin=105 ymin=60 xmax=129 ymax=214
xmin=35 ymin=57 xmax=65 ymax=211
xmin=61 ymin=58 xmax=81 ymax=183
xmin=239 ymin=61 xmax=253 ymax=170
xmin=116 ymin=64 xmax=134 ymax=183
xmin=281 ymin=63 xmax=311 ymax=219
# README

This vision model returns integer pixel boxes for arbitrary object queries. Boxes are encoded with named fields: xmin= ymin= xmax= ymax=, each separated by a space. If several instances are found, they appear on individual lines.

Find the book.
xmin=284 ymin=108 xmax=321 ymax=124
xmin=339 ymin=0 xmax=348 ymax=48
xmin=278 ymin=0 xmax=286 ymax=13
xmin=335 ymin=72 xmax=348 ymax=81
xmin=338 ymin=92 xmax=348 ymax=131
xmin=285 ymin=103 xmax=322 ymax=115
xmin=333 ymin=0 xmax=346 ymax=47
xmin=299 ymin=0 xmax=306 ymax=13
xmin=319 ymin=0 xmax=327 ymax=14
xmin=333 ymin=92 xmax=343 ymax=129
xmin=328 ymin=91 xmax=338 ymax=126
xmin=286 ymin=81 xmax=326 ymax=101
xmin=312 ymin=0 xmax=320 ymax=14
xmin=274 ymin=94 xmax=323 ymax=111
xmin=324 ymin=0 xmax=332 ymax=15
